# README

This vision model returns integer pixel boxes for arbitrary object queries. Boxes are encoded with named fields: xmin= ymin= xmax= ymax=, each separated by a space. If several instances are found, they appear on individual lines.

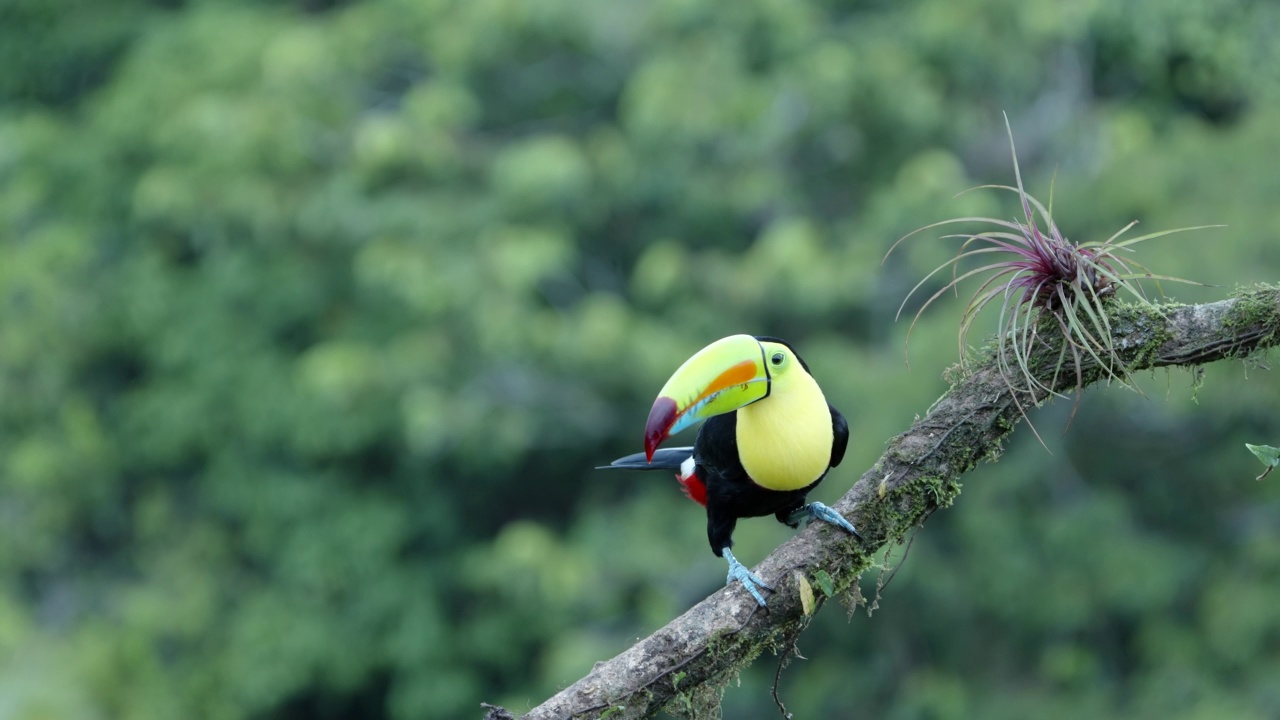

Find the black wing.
xmin=829 ymin=404 xmax=849 ymax=468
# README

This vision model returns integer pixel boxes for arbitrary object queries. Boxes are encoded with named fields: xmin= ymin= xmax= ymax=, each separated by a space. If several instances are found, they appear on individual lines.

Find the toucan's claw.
xmin=722 ymin=548 xmax=772 ymax=606
xmin=801 ymin=502 xmax=862 ymax=540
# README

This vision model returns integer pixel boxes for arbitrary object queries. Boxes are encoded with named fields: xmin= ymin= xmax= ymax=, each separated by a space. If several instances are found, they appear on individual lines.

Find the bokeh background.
xmin=3 ymin=0 xmax=1280 ymax=718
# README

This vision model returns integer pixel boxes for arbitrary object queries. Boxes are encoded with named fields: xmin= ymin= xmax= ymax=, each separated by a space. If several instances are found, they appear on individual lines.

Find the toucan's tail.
xmin=597 ymin=447 xmax=694 ymax=472
xmin=598 ymin=447 xmax=706 ymax=507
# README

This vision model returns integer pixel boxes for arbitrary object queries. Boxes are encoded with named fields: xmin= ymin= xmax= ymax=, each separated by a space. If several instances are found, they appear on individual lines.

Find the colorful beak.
xmin=644 ymin=334 xmax=770 ymax=461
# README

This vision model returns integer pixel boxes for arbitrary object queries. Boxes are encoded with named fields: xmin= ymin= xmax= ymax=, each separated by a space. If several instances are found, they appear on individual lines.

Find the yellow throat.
xmin=735 ymin=368 xmax=832 ymax=491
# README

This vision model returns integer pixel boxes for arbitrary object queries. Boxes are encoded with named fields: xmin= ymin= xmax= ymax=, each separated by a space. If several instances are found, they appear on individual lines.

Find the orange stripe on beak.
xmin=686 ymin=359 xmax=759 ymax=410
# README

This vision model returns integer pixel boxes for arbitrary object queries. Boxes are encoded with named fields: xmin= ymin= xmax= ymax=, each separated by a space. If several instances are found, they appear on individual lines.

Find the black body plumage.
xmin=604 ymin=403 xmax=849 ymax=558
xmin=695 ymin=405 xmax=848 ymax=557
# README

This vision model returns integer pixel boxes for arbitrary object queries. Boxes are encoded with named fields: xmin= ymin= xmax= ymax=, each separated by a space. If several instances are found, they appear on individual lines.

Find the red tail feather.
xmin=676 ymin=473 xmax=708 ymax=507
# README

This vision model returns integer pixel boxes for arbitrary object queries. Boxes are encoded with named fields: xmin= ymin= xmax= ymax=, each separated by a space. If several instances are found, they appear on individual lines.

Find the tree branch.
xmin=485 ymin=288 xmax=1280 ymax=720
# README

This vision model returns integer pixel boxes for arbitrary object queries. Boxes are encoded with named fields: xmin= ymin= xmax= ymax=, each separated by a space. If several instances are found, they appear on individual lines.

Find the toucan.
xmin=601 ymin=334 xmax=860 ymax=606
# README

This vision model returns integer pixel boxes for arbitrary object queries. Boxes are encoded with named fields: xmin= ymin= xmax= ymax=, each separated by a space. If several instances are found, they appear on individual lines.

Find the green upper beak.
xmin=644 ymin=334 xmax=771 ymax=461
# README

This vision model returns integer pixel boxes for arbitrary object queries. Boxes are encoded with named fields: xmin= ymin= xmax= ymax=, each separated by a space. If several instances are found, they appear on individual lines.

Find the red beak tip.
xmin=643 ymin=434 xmax=662 ymax=463
xmin=642 ymin=396 xmax=678 ymax=464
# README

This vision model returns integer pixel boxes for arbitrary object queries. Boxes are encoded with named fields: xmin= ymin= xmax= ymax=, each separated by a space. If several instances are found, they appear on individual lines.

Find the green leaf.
xmin=814 ymin=569 xmax=835 ymax=598
xmin=1246 ymin=443 xmax=1280 ymax=480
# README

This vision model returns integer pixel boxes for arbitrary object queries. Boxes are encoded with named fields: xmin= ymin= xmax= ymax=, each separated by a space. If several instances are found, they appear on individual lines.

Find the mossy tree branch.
xmin=484 ymin=287 xmax=1280 ymax=720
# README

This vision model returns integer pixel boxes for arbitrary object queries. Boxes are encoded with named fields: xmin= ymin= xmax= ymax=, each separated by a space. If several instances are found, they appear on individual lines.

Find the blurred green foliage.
xmin=1 ymin=0 xmax=1279 ymax=718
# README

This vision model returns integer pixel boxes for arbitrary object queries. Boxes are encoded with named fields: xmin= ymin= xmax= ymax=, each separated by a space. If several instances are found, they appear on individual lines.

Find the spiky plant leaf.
xmin=885 ymin=113 xmax=1222 ymax=411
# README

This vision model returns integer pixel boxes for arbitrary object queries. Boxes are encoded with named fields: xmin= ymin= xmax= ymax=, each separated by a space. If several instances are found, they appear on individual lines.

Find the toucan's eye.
xmin=771 ymin=352 xmax=785 ymax=366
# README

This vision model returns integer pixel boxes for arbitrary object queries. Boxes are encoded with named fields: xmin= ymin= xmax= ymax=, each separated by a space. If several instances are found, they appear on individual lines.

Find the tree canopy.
xmin=1 ymin=1 xmax=1278 ymax=718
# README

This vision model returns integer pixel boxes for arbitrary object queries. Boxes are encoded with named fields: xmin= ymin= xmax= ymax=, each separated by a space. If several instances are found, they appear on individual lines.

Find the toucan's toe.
xmin=805 ymin=501 xmax=862 ymax=539
xmin=722 ymin=548 xmax=772 ymax=606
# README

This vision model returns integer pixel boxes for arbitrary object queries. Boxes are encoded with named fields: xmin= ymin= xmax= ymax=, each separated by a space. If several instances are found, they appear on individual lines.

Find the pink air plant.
xmin=886 ymin=113 xmax=1221 ymax=417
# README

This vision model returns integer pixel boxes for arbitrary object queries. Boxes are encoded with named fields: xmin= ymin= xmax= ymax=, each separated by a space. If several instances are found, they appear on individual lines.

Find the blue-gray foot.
xmin=790 ymin=501 xmax=862 ymax=539
xmin=721 ymin=547 xmax=772 ymax=606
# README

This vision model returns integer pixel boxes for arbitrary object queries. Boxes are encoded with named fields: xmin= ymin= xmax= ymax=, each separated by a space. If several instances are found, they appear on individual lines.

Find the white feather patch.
xmin=680 ymin=455 xmax=697 ymax=479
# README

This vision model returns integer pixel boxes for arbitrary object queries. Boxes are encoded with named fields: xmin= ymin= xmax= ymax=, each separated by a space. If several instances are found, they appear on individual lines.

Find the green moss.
xmin=1105 ymin=300 xmax=1177 ymax=371
xmin=665 ymin=671 xmax=694 ymax=717
xmin=915 ymin=474 xmax=949 ymax=507
xmin=1226 ymin=284 xmax=1280 ymax=322
xmin=695 ymin=671 xmax=737 ymax=720
xmin=1189 ymin=364 xmax=1207 ymax=400
xmin=662 ymin=668 xmax=730 ymax=719
xmin=1224 ymin=285 xmax=1280 ymax=357
xmin=868 ymin=472 xmax=964 ymax=542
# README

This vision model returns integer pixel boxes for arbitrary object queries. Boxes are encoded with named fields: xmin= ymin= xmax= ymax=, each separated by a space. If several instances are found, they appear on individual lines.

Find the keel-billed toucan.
xmin=602 ymin=334 xmax=860 ymax=606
